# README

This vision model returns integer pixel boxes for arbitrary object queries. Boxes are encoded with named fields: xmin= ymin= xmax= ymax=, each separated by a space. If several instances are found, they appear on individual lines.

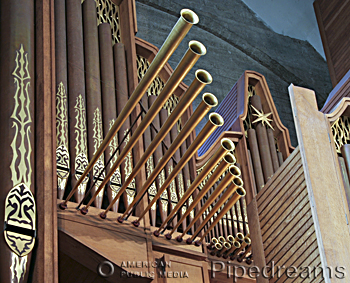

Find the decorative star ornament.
xmin=251 ymin=105 xmax=274 ymax=130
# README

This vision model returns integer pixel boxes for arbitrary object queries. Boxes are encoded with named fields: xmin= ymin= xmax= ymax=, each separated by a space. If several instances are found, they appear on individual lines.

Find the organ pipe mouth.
xmin=195 ymin=69 xmax=213 ymax=85
xmin=202 ymin=93 xmax=218 ymax=108
xmin=189 ymin=40 xmax=207 ymax=56
xmin=180 ymin=9 xmax=199 ymax=25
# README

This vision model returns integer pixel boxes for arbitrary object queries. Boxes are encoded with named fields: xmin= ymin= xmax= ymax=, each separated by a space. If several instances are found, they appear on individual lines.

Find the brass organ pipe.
xmin=217 ymin=242 xmax=231 ymax=257
xmin=133 ymin=113 xmax=225 ymax=225
xmin=154 ymin=138 xmax=235 ymax=236
xmin=227 ymin=235 xmax=235 ymax=243
xmin=210 ymin=242 xmax=223 ymax=256
xmin=175 ymin=168 xmax=241 ymax=239
xmin=238 ymin=245 xmax=252 ymax=262
xmin=165 ymin=153 xmax=236 ymax=238
xmin=180 ymin=176 xmax=243 ymax=242
xmin=84 ymin=67 xmax=211 ymax=213
xmin=103 ymin=91 xmax=216 ymax=218
xmin=60 ymin=9 xmax=200 ymax=208
xmin=223 ymin=241 xmax=241 ymax=259
xmin=208 ymin=237 xmax=219 ymax=249
xmin=191 ymin=187 xmax=246 ymax=245
xmin=229 ymin=236 xmax=251 ymax=260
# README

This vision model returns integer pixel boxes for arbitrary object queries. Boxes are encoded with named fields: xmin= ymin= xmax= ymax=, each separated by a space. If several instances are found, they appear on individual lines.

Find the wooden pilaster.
xmin=33 ymin=0 xmax=58 ymax=281
xmin=289 ymin=84 xmax=350 ymax=282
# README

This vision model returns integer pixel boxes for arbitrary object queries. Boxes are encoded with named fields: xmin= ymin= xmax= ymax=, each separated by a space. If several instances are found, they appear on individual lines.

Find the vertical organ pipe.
xmin=250 ymin=95 xmax=274 ymax=182
xmin=83 ymin=0 xmax=105 ymax=208
xmin=99 ymin=23 xmax=121 ymax=212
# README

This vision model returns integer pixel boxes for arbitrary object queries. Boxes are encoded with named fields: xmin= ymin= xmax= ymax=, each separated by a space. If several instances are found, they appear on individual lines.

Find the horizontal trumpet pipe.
xmin=216 ymin=242 xmax=231 ymax=257
xmin=115 ymin=93 xmax=218 ymax=219
xmin=60 ymin=9 xmax=199 ymax=208
xmin=192 ymin=187 xmax=246 ymax=244
xmin=178 ymin=170 xmax=242 ymax=238
xmin=155 ymin=138 xmax=235 ymax=235
xmin=112 ymin=91 xmax=216 ymax=219
xmin=134 ymin=113 xmax=225 ymax=224
xmin=169 ymin=154 xmax=236 ymax=238
xmin=184 ymin=177 xmax=243 ymax=242
xmin=229 ymin=236 xmax=251 ymax=260
xmin=84 ymin=45 xmax=208 ymax=211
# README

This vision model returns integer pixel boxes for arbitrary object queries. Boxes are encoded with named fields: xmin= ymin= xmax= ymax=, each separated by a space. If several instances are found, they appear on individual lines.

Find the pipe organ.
xmin=55 ymin=1 xmax=292 ymax=280
xmin=8 ymin=0 xmax=344 ymax=282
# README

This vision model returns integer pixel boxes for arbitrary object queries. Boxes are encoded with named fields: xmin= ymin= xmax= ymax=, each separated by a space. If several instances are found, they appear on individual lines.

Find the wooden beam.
xmin=33 ymin=0 xmax=58 ymax=281
xmin=289 ymin=84 xmax=350 ymax=282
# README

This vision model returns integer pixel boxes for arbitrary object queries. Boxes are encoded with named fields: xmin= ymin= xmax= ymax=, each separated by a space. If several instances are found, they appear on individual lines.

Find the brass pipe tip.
xmin=233 ymin=241 xmax=241 ymax=248
xmin=236 ymin=232 xmax=244 ymax=241
xmin=237 ymin=187 xmax=246 ymax=197
xmin=202 ymin=92 xmax=218 ymax=107
xmin=229 ymin=165 xmax=241 ymax=177
xmin=180 ymin=9 xmax=199 ymax=25
xmin=233 ymin=176 xmax=244 ymax=187
xmin=221 ymin=138 xmax=235 ymax=152
xmin=223 ymin=152 xmax=236 ymax=165
xmin=189 ymin=40 xmax=207 ymax=56
xmin=223 ymin=242 xmax=231 ymax=249
xmin=215 ymin=243 xmax=223 ymax=250
xmin=209 ymin=113 xmax=224 ymax=127
xmin=218 ymin=236 xmax=226 ymax=243
xmin=195 ymin=69 xmax=213 ymax=85
xmin=227 ymin=235 xmax=235 ymax=243
xmin=244 ymin=237 xmax=251 ymax=245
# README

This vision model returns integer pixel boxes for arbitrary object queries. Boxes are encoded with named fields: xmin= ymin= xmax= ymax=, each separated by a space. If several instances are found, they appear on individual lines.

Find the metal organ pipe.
xmin=60 ymin=9 xmax=200 ymax=209
xmin=153 ymin=139 xmax=235 ymax=236
xmin=132 ymin=113 xmax=225 ymax=226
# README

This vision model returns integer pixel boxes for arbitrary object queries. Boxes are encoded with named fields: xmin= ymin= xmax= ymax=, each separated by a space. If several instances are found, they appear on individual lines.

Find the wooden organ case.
xmin=3 ymin=0 xmax=350 ymax=283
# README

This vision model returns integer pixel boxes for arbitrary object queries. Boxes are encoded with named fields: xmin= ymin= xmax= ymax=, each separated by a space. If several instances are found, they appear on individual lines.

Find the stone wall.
xmin=134 ymin=0 xmax=333 ymax=146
